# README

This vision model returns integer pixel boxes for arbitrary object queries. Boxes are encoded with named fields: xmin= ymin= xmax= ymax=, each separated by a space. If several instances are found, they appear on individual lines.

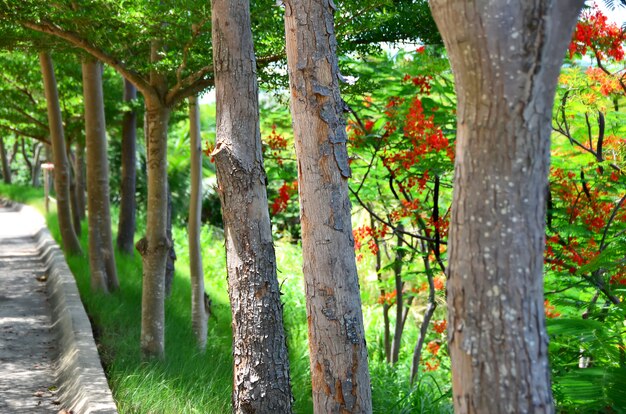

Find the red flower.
xmin=426 ymin=340 xmax=440 ymax=355
xmin=433 ymin=319 xmax=447 ymax=334
xmin=544 ymin=300 xmax=561 ymax=318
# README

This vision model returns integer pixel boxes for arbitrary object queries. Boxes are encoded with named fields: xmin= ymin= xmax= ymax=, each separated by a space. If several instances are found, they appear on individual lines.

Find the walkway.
xmin=0 ymin=199 xmax=61 ymax=412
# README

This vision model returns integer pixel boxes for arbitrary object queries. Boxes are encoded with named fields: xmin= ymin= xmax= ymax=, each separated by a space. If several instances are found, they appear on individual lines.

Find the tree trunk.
xmin=188 ymin=95 xmax=208 ymax=350
xmin=74 ymin=140 xmax=86 ymax=219
xmin=390 ymin=228 xmax=404 ymax=364
xmin=133 ymin=37 xmax=172 ymax=360
xmin=82 ymin=58 xmax=119 ymax=292
xmin=117 ymin=78 xmax=138 ymax=254
xmin=67 ymin=144 xmax=82 ymax=236
xmin=372 ymin=215 xmax=391 ymax=363
xmin=0 ymin=136 xmax=10 ymax=184
xmin=212 ymin=1 xmax=293 ymax=412
xmin=137 ymin=99 xmax=170 ymax=360
xmin=32 ymin=143 xmax=42 ymax=187
xmin=164 ymin=184 xmax=176 ymax=296
xmin=39 ymin=51 xmax=82 ymax=255
xmin=429 ymin=1 xmax=583 ymax=412
xmin=284 ymin=1 xmax=372 ymax=412
xmin=20 ymin=137 xmax=33 ymax=182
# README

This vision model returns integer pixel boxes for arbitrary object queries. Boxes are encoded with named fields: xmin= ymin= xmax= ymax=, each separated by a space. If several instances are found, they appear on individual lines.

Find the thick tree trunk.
xmin=134 ymin=38 xmax=172 ymax=360
xmin=0 ymin=136 xmax=10 ymax=184
xmin=82 ymin=58 xmax=119 ymax=292
xmin=39 ymin=51 xmax=82 ymax=255
xmin=117 ymin=78 xmax=138 ymax=254
xmin=188 ymin=95 xmax=208 ymax=350
xmin=284 ymin=1 xmax=372 ymax=412
xmin=429 ymin=1 xmax=583 ymax=412
xmin=212 ymin=1 xmax=293 ymax=412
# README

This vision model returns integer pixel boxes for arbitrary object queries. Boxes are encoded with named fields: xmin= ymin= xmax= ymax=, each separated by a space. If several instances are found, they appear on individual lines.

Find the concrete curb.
xmin=21 ymin=204 xmax=118 ymax=414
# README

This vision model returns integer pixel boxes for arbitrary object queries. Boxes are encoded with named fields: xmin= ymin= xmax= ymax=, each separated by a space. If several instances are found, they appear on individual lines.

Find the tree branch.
xmin=20 ymin=19 xmax=156 ymax=100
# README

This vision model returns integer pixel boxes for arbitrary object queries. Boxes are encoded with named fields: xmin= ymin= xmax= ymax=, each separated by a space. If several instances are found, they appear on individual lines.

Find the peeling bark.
xmin=284 ymin=0 xmax=372 ymax=412
xmin=212 ymin=0 xmax=293 ymax=411
xmin=117 ymin=78 xmax=138 ymax=255
xmin=429 ymin=1 xmax=584 ymax=412
xmin=39 ymin=51 xmax=82 ymax=255
xmin=82 ymin=58 xmax=119 ymax=292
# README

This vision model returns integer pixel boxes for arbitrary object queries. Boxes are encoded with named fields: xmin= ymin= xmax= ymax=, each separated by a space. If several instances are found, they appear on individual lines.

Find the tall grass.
xmin=1 ymin=183 xmax=452 ymax=413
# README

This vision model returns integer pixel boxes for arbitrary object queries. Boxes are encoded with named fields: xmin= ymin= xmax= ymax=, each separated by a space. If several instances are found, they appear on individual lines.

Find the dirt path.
xmin=0 ymin=200 xmax=61 ymax=412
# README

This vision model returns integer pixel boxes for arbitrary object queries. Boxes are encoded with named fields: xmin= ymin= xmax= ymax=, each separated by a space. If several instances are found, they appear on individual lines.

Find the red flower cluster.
xmin=382 ymin=98 xmax=451 ymax=175
xmin=426 ymin=340 xmax=440 ymax=356
xmin=271 ymin=181 xmax=298 ymax=215
xmin=433 ymin=319 xmax=447 ymax=334
xmin=266 ymin=124 xmax=288 ymax=150
xmin=544 ymin=300 xmax=561 ymax=319
xmin=377 ymin=290 xmax=397 ymax=305
xmin=424 ymin=359 xmax=440 ymax=371
xmin=586 ymin=67 xmax=623 ymax=96
xmin=353 ymin=224 xmax=390 ymax=255
xmin=264 ymin=125 xmax=289 ymax=167
xmin=403 ymin=74 xmax=432 ymax=94
xmin=569 ymin=6 xmax=626 ymax=61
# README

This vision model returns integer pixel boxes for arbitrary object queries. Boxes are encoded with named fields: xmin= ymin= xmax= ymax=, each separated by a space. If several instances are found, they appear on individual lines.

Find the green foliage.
xmin=545 ymin=29 xmax=626 ymax=410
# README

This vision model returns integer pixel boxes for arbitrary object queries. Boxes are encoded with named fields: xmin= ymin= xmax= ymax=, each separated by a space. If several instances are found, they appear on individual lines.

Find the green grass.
xmin=0 ymin=182 xmax=46 ymax=210
xmin=47 ymin=214 xmax=234 ymax=414
xmin=1 ymin=183 xmax=452 ymax=413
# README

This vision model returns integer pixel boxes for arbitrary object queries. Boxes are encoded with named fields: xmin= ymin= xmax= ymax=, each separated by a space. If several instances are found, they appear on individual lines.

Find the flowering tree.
xmin=545 ymin=6 xmax=626 ymax=409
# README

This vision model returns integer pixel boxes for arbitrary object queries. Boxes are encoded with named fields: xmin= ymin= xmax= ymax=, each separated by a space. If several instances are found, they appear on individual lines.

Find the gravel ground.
xmin=0 ymin=200 xmax=61 ymax=412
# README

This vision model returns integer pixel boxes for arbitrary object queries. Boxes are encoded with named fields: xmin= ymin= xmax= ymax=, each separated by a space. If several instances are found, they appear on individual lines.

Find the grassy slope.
xmin=0 ymin=182 xmax=451 ymax=413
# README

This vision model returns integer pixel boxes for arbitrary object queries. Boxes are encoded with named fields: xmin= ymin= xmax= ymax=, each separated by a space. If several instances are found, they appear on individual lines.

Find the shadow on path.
xmin=0 ymin=200 xmax=61 ymax=412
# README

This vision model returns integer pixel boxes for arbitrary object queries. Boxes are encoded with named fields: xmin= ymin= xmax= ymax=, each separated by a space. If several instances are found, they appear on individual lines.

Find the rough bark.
xmin=39 ymin=51 xmax=82 ymax=255
xmin=284 ymin=1 xmax=372 ymax=412
xmin=82 ymin=58 xmax=119 ymax=292
xmin=429 ymin=1 xmax=583 ymax=412
xmin=212 ymin=1 xmax=293 ymax=411
xmin=188 ymin=95 xmax=208 ymax=350
xmin=0 ymin=136 xmax=11 ymax=184
xmin=117 ymin=78 xmax=138 ymax=255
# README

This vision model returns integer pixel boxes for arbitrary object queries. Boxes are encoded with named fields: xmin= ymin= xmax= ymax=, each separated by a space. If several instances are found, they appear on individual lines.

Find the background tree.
xmin=39 ymin=50 xmax=82 ymax=255
xmin=82 ymin=57 xmax=119 ymax=292
xmin=117 ymin=78 xmax=138 ymax=254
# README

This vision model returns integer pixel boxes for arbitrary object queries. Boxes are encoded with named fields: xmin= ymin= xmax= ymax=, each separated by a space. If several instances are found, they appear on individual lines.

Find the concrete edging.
xmin=22 ymin=204 xmax=118 ymax=414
